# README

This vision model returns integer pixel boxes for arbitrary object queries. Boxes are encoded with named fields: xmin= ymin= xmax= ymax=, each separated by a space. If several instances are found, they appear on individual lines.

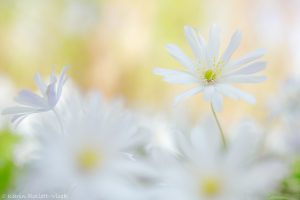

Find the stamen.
xmin=199 ymin=176 xmax=221 ymax=197
xmin=204 ymin=69 xmax=217 ymax=83
xmin=77 ymin=147 xmax=101 ymax=171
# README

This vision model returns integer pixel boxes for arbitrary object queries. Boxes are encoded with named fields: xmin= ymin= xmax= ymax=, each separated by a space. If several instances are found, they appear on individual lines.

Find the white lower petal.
xmin=2 ymin=106 xmax=37 ymax=115
xmin=211 ymin=93 xmax=223 ymax=112
xmin=216 ymin=84 xmax=239 ymax=100
xmin=216 ymin=84 xmax=256 ymax=104
xmin=174 ymin=86 xmax=203 ymax=105
xmin=203 ymin=86 xmax=216 ymax=101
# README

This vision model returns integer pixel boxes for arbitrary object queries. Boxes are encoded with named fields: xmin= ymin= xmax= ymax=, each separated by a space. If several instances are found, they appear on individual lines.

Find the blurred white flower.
xmin=141 ymin=115 xmax=177 ymax=154
xmin=17 ymin=92 xmax=149 ymax=200
xmin=2 ymin=67 xmax=68 ymax=126
xmin=151 ymin=119 xmax=286 ymax=200
xmin=269 ymin=78 xmax=300 ymax=124
xmin=154 ymin=25 xmax=266 ymax=111
xmin=268 ymin=78 xmax=300 ymax=156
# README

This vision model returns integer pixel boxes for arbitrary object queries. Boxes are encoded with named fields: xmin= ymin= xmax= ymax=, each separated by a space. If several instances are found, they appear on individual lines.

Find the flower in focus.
xmin=17 ymin=92 xmax=149 ymax=200
xmin=154 ymin=25 xmax=266 ymax=111
xmin=2 ymin=67 xmax=68 ymax=126
xmin=151 ymin=119 xmax=287 ymax=200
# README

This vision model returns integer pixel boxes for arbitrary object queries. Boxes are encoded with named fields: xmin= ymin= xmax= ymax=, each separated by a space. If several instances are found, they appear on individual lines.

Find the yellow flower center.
xmin=200 ymin=176 xmax=221 ymax=197
xmin=77 ymin=148 xmax=101 ymax=171
xmin=204 ymin=69 xmax=217 ymax=83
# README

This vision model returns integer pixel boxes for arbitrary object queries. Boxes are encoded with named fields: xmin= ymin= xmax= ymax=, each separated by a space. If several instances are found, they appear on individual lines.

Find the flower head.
xmin=151 ymin=118 xmax=287 ymax=200
xmin=154 ymin=25 xmax=266 ymax=111
xmin=18 ymin=92 xmax=149 ymax=200
xmin=2 ymin=67 xmax=68 ymax=125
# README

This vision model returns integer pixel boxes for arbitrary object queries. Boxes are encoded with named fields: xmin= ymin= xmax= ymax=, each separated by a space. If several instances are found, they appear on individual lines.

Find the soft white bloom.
xmin=150 ymin=118 xmax=287 ymax=200
xmin=267 ymin=78 xmax=300 ymax=155
xmin=154 ymin=25 xmax=266 ymax=111
xmin=17 ymin=92 xmax=150 ymax=200
xmin=141 ymin=115 xmax=177 ymax=154
xmin=269 ymin=78 xmax=300 ymax=125
xmin=2 ymin=67 xmax=68 ymax=126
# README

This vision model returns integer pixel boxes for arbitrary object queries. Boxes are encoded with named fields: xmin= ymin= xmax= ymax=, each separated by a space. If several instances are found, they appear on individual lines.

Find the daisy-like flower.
xmin=267 ymin=79 xmax=300 ymax=155
xmin=151 ymin=118 xmax=287 ymax=200
xmin=16 ymin=92 xmax=150 ymax=200
xmin=2 ymin=67 xmax=68 ymax=125
xmin=154 ymin=25 xmax=266 ymax=111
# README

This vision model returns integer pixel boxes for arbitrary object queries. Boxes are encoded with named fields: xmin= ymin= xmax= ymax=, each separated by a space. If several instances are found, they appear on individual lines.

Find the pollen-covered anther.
xmin=200 ymin=176 xmax=221 ymax=197
xmin=77 ymin=148 xmax=102 ymax=171
xmin=204 ymin=69 xmax=217 ymax=83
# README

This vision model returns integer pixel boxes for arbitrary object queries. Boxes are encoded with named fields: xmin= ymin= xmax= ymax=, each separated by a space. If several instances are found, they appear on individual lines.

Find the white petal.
xmin=174 ymin=86 xmax=203 ymax=105
xmin=34 ymin=73 xmax=47 ymax=94
xmin=217 ymin=84 xmax=256 ymax=104
xmin=49 ymin=69 xmax=58 ymax=84
xmin=221 ymin=30 xmax=242 ymax=64
xmin=46 ymin=83 xmax=58 ymax=107
xmin=211 ymin=93 xmax=223 ymax=112
xmin=57 ymin=66 xmax=69 ymax=98
xmin=226 ymin=130 xmax=262 ymax=168
xmin=174 ymin=130 xmax=196 ymax=160
xmin=2 ymin=106 xmax=36 ymax=115
xmin=190 ymin=122 xmax=222 ymax=160
xmin=222 ymin=75 xmax=266 ymax=83
xmin=207 ymin=24 xmax=220 ymax=60
xmin=242 ymin=161 xmax=287 ymax=193
xmin=11 ymin=114 xmax=30 ymax=126
xmin=203 ymin=86 xmax=216 ymax=101
xmin=153 ymin=68 xmax=198 ymax=84
xmin=226 ymin=62 xmax=267 ymax=75
xmin=166 ymin=44 xmax=194 ymax=71
xmin=226 ymin=48 xmax=266 ymax=70
xmin=237 ymin=91 xmax=256 ymax=103
xmin=184 ymin=26 xmax=205 ymax=60
xmin=216 ymin=84 xmax=239 ymax=100
xmin=15 ymin=90 xmax=47 ymax=108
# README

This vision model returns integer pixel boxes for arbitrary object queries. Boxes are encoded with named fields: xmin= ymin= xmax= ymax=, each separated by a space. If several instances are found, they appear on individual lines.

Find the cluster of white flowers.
xmin=3 ymin=25 xmax=300 ymax=200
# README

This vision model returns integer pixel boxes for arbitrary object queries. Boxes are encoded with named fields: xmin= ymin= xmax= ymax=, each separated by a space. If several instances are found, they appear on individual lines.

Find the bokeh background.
xmin=0 ymin=0 xmax=299 ymax=125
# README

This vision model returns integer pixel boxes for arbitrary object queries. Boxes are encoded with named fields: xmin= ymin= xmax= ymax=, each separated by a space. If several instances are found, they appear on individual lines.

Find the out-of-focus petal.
xmin=15 ymin=90 xmax=47 ymax=108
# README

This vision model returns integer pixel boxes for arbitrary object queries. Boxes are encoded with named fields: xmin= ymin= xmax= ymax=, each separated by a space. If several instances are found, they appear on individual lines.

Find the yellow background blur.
xmin=0 ymin=0 xmax=299 ymax=124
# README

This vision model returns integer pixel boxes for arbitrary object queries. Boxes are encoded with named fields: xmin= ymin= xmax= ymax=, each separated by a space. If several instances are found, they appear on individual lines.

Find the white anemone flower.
xmin=151 ymin=119 xmax=287 ymax=200
xmin=2 ymin=67 xmax=68 ymax=126
xmin=268 ymin=78 xmax=300 ymax=155
xmin=269 ymin=78 xmax=300 ymax=125
xmin=154 ymin=25 xmax=266 ymax=111
xmin=17 ymin=92 xmax=150 ymax=200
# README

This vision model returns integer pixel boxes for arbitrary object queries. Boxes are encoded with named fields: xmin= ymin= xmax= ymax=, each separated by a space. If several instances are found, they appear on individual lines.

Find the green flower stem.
xmin=210 ymin=103 xmax=227 ymax=148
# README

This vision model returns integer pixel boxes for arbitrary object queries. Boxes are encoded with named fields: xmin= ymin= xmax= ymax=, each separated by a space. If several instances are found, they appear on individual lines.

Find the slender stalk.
xmin=52 ymin=108 xmax=64 ymax=135
xmin=210 ymin=103 xmax=227 ymax=148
